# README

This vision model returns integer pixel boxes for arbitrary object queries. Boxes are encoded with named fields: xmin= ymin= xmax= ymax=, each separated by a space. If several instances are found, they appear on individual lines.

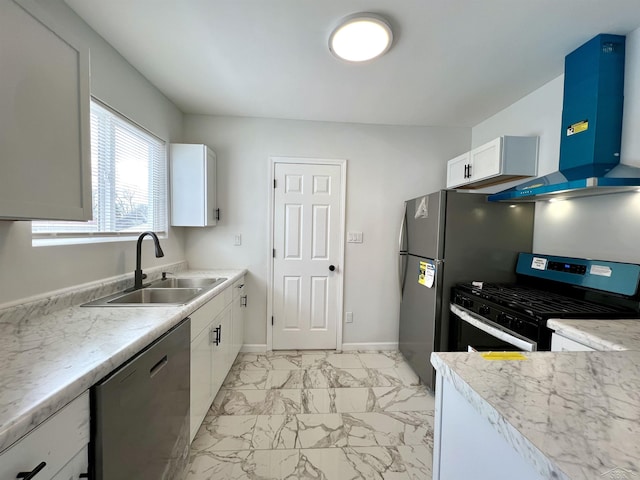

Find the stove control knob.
xmin=497 ymin=313 xmax=510 ymax=328
xmin=461 ymin=298 xmax=473 ymax=309
xmin=479 ymin=305 xmax=490 ymax=316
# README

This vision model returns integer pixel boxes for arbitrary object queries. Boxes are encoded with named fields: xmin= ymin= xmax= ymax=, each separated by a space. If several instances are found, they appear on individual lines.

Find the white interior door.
xmin=272 ymin=162 xmax=342 ymax=350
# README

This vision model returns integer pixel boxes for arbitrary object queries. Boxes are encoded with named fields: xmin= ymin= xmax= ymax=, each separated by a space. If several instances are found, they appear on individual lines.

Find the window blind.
xmin=33 ymin=100 xmax=167 ymax=237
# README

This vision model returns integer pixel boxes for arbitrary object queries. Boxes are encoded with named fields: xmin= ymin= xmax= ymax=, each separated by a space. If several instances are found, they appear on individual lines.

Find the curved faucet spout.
xmin=134 ymin=231 xmax=165 ymax=290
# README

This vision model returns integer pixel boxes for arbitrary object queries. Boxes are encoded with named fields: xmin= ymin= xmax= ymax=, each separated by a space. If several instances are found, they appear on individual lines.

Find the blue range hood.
xmin=489 ymin=34 xmax=640 ymax=202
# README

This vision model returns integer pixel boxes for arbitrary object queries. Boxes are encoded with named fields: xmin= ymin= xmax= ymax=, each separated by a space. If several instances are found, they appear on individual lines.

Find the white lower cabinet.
xmin=232 ymin=276 xmax=246 ymax=359
xmin=433 ymin=375 xmax=542 ymax=480
xmin=189 ymin=280 xmax=244 ymax=442
xmin=0 ymin=392 xmax=89 ymax=480
xmin=551 ymin=332 xmax=596 ymax=352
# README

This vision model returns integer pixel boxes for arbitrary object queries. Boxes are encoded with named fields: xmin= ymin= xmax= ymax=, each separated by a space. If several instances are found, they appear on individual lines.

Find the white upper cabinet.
xmin=0 ymin=0 xmax=92 ymax=221
xmin=446 ymin=136 xmax=539 ymax=189
xmin=170 ymin=143 xmax=218 ymax=227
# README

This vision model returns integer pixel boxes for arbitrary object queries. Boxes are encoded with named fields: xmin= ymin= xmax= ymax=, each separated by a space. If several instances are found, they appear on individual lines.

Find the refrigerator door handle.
xmin=398 ymin=253 xmax=408 ymax=295
xmin=398 ymin=203 xmax=408 ymax=253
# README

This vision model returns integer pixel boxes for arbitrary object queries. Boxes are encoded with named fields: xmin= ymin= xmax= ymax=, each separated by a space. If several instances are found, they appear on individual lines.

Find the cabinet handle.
xmin=79 ymin=475 xmax=89 ymax=479
xmin=17 ymin=462 xmax=46 ymax=479
xmin=464 ymin=164 xmax=469 ymax=178
xmin=215 ymin=208 xmax=220 ymax=221
xmin=467 ymin=164 xmax=472 ymax=178
xmin=213 ymin=325 xmax=221 ymax=346
xmin=236 ymin=283 xmax=245 ymax=289
xmin=241 ymin=295 xmax=248 ymax=307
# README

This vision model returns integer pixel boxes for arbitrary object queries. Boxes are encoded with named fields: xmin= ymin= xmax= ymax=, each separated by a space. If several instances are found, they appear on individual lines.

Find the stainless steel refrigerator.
xmin=398 ymin=190 xmax=534 ymax=389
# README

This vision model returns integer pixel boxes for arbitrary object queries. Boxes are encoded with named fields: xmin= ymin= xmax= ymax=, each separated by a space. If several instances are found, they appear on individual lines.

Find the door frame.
xmin=267 ymin=156 xmax=347 ymax=352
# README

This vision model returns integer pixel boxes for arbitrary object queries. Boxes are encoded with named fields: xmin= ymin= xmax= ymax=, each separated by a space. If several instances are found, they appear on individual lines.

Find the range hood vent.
xmin=489 ymin=34 xmax=640 ymax=202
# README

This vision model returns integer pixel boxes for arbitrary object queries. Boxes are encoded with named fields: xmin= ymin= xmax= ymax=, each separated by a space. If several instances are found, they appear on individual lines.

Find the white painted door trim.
xmin=267 ymin=156 xmax=347 ymax=352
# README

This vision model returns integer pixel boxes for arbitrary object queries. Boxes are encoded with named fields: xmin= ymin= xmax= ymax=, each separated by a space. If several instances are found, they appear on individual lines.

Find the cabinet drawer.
xmin=233 ymin=276 xmax=246 ymax=299
xmin=0 ymin=391 xmax=89 ymax=479
xmin=190 ymin=294 xmax=225 ymax=340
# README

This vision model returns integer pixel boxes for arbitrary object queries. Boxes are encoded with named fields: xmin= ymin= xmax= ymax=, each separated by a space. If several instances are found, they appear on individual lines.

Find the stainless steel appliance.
xmin=398 ymin=190 xmax=534 ymax=389
xmin=92 ymin=318 xmax=190 ymax=480
xmin=451 ymin=253 xmax=640 ymax=352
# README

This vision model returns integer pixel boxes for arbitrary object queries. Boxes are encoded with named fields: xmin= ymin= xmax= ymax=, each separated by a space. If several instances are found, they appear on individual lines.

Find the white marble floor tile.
xmin=324 ymin=353 xmax=364 ymax=369
xmin=252 ymin=414 xmax=298 ymax=449
xmin=302 ymin=388 xmax=336 ymax=413
xmin=300 ymin=351 xmax=329 ymax=368
xmin=342 ymin=411 xmax=434 ymax=447
xmin=341 ymin=446 xmax=410 ymax=479
xmin=221 ymin=368 xmax=268 ymax=389
xmin=211 ymin=389 xmax=301 ymax=415
xmin=357 ymin=353 xmax=398 ymax=369
xmin=397 ymin=445 xmax=433 ymax=479
xmin=373 ymin=386 xmax=435 ymax=412
xmin=296 ymin=413 xmax=347 ymax=448
xmin=185 ymin=450 xmax=254 ymax=480
xmin=190 ymin=415 xmax=257 ymax=452
xmin=265 ymin=369 xmax=304 ymax=389
xmin=329 ymin=368 xmax=379 ymax=388
xmin=333 ymin=387 xmax=378 ymax=413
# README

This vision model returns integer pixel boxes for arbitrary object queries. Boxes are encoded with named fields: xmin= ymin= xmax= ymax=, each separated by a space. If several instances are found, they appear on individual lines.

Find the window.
xmin=33 ymin=99 xmax=167 ymax=239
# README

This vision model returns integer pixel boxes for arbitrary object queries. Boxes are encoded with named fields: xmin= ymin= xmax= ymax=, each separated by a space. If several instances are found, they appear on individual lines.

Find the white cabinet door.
xmin=51 ymin=445 xmax=88 ymax=480
xmin=212 ymin=304 xmax=233 ymax=395
xmin=0 ymin=392 xmax=89 ymax=480
xmin=170 ymin=144 xmax=218 ymax=227
xmin=551 ymin=333 xmax=596 ymax=352
xmin=231 ymin=277 xmax=246 ymax=360
xmin=0 ymin=0 xmax=91 ymax=221
xmin=446 ymin=152 xmax=471 ymax=188
xmin=469 ymin=137 xmax=502 ymax=181
xmin=190 ymin=325 xmax=214 ymax=442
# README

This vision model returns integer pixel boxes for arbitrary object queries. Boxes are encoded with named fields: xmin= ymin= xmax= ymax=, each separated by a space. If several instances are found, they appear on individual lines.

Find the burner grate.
xmin=465 ymin=283 xmax=629 ymax=316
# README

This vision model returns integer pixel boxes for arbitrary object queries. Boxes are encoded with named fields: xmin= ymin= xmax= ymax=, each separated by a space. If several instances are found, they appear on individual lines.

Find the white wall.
xmin=182 ymin=115 xmax=469 ymax=347
xmin=471 ymin=26 xmax=640 ymax=264
xmin=0 ymin=0 xmax=185 ymax=306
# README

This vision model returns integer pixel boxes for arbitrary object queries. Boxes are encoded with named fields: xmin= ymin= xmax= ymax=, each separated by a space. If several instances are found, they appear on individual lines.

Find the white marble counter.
xmin=0 ymin=268 xmax=246 ymax=453
xmin=431 ymin=350 xmax=640 ymax=480
xmin=547 ymin=318 xmax=640 ymax=351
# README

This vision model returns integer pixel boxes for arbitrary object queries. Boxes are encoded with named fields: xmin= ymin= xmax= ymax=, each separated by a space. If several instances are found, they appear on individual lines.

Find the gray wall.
xmin=182 ymin=115 xmax=469 ymax=348
xmin=0 ymin=0 xmax=185 ymax=306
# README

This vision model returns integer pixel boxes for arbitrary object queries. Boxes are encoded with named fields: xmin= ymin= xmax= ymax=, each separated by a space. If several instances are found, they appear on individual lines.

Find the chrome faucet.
xmin=134 ymin=231 xmax=164 ymax=290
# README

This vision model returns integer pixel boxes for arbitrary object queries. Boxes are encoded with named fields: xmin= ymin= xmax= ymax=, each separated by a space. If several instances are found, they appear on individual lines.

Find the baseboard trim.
xmin=341 ymin=342 xmax=398 ymax=352
xmin=240 ymin=344 xmax=268 ymax=353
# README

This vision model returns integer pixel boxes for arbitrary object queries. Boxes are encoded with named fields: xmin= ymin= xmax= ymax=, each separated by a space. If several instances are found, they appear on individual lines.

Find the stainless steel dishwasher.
xmin=92 ymin=318 xmax=190 ymax=480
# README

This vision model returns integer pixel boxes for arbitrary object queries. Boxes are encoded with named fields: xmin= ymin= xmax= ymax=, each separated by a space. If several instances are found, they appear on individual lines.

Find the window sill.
xmin=32 ymin=233 xmax=168 ymax=247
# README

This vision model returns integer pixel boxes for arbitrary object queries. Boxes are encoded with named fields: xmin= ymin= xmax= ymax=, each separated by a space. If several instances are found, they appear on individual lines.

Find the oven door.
xmin=450 ymin=304 xmax=537 ymax=352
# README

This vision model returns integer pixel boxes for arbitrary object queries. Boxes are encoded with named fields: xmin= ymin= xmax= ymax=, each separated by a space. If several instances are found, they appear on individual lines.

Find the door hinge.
xmin=271 ymin=316 xmax=274 ymax=326
xmin=273 ymin=248 xmax=275 ymax=258
xmin=274 ymin=179 xmax=277 ymax=188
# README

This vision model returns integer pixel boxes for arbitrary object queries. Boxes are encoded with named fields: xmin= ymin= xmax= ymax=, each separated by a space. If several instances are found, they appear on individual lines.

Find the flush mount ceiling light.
xmin=329 ymin=13 xmax=393 ymax=62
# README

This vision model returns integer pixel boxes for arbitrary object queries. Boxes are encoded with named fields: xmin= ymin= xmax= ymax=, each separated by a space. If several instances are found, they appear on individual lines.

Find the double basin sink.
xmin=83 ymin=276 xmax=227 ymax=307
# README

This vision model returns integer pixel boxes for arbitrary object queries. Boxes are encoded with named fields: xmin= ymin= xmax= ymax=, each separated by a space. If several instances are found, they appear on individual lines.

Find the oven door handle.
xmin=451 ymin=304 xmax=537 ymax=352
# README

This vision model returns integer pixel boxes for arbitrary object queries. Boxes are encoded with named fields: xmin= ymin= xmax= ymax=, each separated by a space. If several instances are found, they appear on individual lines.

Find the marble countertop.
xmin=547 ymin=318 xmax=640 ymax=351
xmin=431 ymin=350 xmax=640 ymax=480
xmin=0 ymin=268 xmax=246 ymax=453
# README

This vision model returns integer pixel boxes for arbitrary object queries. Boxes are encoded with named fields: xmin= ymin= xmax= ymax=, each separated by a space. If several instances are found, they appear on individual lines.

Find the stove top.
xmin=455 ymin=282 xmax=638 ymax=321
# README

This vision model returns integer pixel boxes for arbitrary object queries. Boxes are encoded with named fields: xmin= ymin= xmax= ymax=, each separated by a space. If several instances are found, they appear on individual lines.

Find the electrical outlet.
xmin=345 ymin=311 xmax=353 ymax=323
xmin=234 ymin=234 xmax=242 ymax=246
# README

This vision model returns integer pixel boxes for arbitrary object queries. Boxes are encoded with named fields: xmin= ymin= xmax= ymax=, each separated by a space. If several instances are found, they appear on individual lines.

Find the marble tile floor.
xmin=185 ymin=350 xmax=435 ymax=480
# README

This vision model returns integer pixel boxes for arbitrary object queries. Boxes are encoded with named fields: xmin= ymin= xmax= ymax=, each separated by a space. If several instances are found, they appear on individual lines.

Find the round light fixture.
xmin=329 ymin=13 xmax=393 ymax=62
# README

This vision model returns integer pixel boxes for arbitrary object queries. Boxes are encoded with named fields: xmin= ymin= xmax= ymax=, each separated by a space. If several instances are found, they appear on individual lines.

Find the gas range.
xmin=450 ymin=253 xmax=640 ymax=352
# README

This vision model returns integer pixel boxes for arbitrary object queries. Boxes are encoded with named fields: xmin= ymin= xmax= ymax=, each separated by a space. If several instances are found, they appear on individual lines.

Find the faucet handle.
xmin=162 ymin=271 xmax=174 ymax=280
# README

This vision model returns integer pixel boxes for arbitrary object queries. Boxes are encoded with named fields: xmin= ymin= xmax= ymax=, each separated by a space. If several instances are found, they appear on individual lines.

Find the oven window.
xmin=453 ymin=313 xmax=524 ymax=352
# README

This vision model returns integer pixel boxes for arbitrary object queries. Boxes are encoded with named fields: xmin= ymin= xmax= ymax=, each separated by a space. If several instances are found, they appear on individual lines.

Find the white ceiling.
xmin=65 ymin=0 xmax=640 ymax=128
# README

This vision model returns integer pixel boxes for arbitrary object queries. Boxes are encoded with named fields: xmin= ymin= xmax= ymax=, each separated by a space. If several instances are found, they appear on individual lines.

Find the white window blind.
xmin=33 ymin=100 xmax=167 ymax=237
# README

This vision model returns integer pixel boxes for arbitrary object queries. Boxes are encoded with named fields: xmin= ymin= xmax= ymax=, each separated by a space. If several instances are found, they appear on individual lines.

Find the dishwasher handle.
xmin=149 ymin=355 xmax=168 ymax=378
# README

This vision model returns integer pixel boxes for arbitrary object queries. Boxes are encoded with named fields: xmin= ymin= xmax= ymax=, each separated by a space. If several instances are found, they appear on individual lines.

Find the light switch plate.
xmin=347 ymin=232 xmax=363 ymax=243
xmin=345 ymin=311 xmax=353 ymax=323
xmin=234 ymin=234 xmax=242 ymax=246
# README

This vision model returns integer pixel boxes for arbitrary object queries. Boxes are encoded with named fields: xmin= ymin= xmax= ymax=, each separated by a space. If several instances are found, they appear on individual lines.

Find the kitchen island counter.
xmin=0 ymin=267 xmax=246 ymax=453
xmin=431 ymin=350 xmax=640 ymax=480
xmin=547 ymin=318 xmax=640 ymax=351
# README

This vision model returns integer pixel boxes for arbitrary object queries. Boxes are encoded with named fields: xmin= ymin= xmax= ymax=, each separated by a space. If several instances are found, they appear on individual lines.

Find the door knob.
xmin=329 ymin=265 xmax=336 ymax=272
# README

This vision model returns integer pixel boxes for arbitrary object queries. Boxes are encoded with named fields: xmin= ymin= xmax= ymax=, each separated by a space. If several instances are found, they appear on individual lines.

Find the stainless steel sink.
xmin=107 ymin=288 xmax=203 ymax=305
xmin=82 ymin=276 xmax=228 ymax=307
xmin=150 ymin=277 xmax=226 ymax=289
